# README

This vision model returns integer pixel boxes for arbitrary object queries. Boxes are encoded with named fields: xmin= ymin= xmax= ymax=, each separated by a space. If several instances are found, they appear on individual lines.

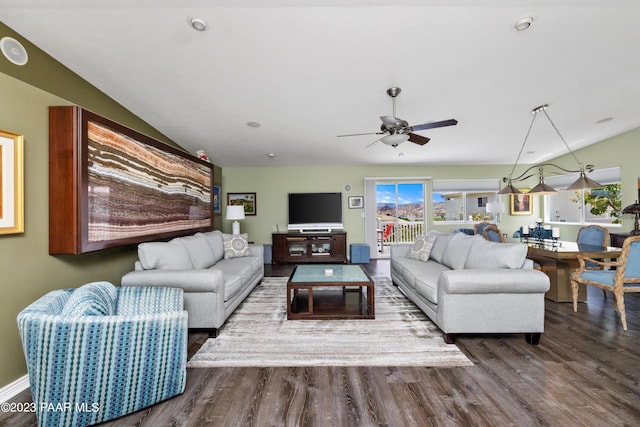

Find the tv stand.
xmin=272 ymin=231 xmax=347 ymax=264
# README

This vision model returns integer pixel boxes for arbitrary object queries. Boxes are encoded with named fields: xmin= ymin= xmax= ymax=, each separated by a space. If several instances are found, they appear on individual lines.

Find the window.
xmin=545 ymin=167 xmax=621 ymax=225
xmin=432 ymin=179 xmax=500 ymax=223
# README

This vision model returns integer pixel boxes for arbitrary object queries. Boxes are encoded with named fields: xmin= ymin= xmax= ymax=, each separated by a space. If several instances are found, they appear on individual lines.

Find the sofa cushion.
xmin=61 ymin=281 xmax=118 ymax=316
xmin=465 ymin=236 xmax=528 ymax=269
xmin=175 ymin=234 xmax=215 ymax=269
xmin=223 ymin=233 xmax=251 ymax=259
xmin=407 ymin=260 xmax=451 ymax=304
xmin=138 ymin=241 xmax=193 ymax=270
xmin=441 ymin=232 xmax=475 ymax=270
xmin=408 ymin=234 xmax=436 ymax=262
xmin=199 ymin=231 xmax=225 ymax=264
xmin=428 ymin=231 xmax=455 ymax=264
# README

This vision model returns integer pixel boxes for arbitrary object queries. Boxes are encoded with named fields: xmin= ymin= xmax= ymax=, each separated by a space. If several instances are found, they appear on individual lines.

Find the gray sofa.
xmin=121 ymin=230 xmax=263 ymax=336
xmin=391 ymin=231 xmax=550 ymax=344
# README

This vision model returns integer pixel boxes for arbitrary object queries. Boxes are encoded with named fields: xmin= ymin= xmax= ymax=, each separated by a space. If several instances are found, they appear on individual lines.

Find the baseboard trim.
xmin=0 ymin=375 xmax=30 ymax=403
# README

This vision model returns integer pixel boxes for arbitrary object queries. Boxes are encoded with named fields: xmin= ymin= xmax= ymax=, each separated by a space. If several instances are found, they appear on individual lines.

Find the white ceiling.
xmin=1 ymin=1 xmax=639 ymax=167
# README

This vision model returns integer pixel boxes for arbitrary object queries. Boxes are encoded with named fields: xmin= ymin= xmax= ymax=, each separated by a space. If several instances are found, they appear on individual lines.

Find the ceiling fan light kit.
xmin=337 ymin=87 xmax=458 ymax=148
xmin=381 ymin=133 xmax=410 ymax=147
xmin=499 ymin=104 xmax=603 ymax=195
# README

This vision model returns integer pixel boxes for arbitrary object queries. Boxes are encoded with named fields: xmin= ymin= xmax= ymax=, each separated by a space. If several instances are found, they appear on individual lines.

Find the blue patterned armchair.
xmin=17 ymin=282 xmax=188 ymax=427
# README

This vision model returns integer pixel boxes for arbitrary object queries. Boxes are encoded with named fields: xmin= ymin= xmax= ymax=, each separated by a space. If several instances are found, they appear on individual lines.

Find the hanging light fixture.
xmin=499 ymin=104 xmax=603 ymax=195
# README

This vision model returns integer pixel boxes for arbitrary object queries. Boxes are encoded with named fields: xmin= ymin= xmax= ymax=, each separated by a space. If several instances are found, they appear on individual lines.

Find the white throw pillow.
xmin=223 ymin=233 xmax=251 ymax=259
xmin=407 ymin=234 xmax=436 ymax=262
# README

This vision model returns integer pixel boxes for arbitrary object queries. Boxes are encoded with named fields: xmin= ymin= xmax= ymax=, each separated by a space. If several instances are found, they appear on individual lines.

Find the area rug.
xmin=188 ymin=276 xmax=473 ymax=367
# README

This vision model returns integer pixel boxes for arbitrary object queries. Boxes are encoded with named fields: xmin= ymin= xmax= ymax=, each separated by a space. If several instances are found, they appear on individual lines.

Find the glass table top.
xmin=290 ymin=264 xmax=371 ymax=283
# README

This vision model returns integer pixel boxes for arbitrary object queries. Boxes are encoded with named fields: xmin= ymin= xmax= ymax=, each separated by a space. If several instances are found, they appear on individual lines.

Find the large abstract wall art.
xmin=49 ymin=106 xmax=214 ymax=254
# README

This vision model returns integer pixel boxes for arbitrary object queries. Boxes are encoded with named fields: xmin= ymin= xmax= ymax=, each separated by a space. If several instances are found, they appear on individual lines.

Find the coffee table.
xmin=286 ymin=264 xmax=375 ymax=320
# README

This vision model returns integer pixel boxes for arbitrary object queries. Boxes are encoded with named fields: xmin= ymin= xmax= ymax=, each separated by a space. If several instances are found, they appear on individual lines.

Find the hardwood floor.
xmin=3 ymin=260 xmax=639 ymax=426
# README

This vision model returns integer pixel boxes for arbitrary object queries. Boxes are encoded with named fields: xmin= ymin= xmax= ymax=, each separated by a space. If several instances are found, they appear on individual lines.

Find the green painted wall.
xmin=221 ymin=131 xmax=639 ymax=247
xmin=0 ymin=24 xmax=196 ymax=388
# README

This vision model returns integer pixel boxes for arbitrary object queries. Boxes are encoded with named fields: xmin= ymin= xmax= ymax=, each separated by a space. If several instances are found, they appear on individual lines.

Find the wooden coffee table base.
xmin=286 ymin=264 xmax=375 ymax=320
xmin=287 ymin=286 xmax=374 ymax=320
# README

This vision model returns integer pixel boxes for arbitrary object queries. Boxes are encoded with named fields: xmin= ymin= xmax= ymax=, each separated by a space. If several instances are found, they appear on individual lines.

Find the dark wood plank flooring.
xmin=3 ymin=260 xmax=639 ymax=426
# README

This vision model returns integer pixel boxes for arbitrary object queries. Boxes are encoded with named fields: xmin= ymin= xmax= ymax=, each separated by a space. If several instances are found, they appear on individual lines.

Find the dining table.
xmin=526 ymin=240 xmax=622 ymax=302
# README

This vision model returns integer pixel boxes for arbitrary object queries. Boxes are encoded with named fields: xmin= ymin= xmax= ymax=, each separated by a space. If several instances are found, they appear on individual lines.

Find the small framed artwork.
xmin=0 ymin=130 xmax=24 ymax=235
xmin=510 ymin=192 xmax=533 ymax=215
xmin=348 ymin=196 xmax=364 ymax=209
xmin=213 ymin=185 xmax=221 ymax=214
xmin=227 ymin=192 xmax=257 ymax=216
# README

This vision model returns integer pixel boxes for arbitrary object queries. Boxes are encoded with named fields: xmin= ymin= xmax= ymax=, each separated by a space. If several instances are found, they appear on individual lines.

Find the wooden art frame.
xmin=510 ymin=192 xmax=533 ymax=215
xmin=0 ymin=130 xmax=24 ymax=235
xmin=227 ymin=192 xmax=256 ymax=216
xmin=49 ymin=106 xmax=214 ymax=254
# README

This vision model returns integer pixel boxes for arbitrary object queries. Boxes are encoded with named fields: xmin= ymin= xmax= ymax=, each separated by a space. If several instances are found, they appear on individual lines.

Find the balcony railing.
xmin=378 ymin=221 xmax=424 ymax=246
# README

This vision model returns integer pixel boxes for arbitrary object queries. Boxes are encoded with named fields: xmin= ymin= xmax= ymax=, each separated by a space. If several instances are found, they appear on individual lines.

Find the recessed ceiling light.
xmin=595 ymin=117 xmax=613 ymax=124
xmin=267 ymin=153 xmax=275 ymax=158
xmin=188 ymin=17 xmax=207 ymax=32
xmin=514 ymin=16 xmax=534 ymax=31
xmin=247 ymin=121 xmax=261 ymax=128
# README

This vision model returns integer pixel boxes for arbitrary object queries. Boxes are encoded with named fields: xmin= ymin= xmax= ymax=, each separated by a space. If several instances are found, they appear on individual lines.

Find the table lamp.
xmin=622 ymin=200 xmax=640 ymax=235
xmin=486 ymin=202 xmax=504 ymax=223
xmin=226 ymin=205 xmax=245 ymax=235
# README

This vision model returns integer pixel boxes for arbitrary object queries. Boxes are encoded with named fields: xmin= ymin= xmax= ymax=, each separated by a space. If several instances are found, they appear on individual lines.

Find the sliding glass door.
xmin=365 ymin=179 xmax=426 ymax=258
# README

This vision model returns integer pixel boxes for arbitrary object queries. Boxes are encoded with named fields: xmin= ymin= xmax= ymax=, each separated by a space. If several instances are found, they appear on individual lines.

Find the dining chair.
xmin=483 ymin=224 xmax=505 ymax=242
xmin=577 ymin=225 xmax=610 ymax=249
xmin=570 ymin=235 xmax=640 ymax=331
xmin=577 ymin=225 xmax=611 ymax=297
xmin=474 ymin=222 xmax=491 ymax=236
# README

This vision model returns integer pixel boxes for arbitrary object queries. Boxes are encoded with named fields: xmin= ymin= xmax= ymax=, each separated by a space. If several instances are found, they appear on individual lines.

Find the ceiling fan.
xmin=337 ymin=87 xmax=458 ymax=148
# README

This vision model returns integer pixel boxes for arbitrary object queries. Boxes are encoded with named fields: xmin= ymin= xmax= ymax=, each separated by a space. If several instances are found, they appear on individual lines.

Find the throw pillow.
xmin=138 ymin=241 xmax=193 ymax=270
xmin=61 ymin=281 xmax=118 ymax=316
xmin=407 ymin=234 xmax=436 ymax=261
xmin=223 ymin=233 xmax=251 ymax=259
xmin=465 ymin=236 xmax=528 ymax=269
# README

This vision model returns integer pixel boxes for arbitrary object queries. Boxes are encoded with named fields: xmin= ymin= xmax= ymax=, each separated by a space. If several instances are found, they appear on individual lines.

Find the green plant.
xmin=572 ymin=183 xmax=622 ymax=224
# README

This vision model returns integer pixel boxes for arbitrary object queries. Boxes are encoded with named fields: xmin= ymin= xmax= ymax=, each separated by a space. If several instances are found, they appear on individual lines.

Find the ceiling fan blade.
xmin=410 ymin=119 xmax=458 ymax=132
xmin=408 ymin=133 xmax=430 ymax=145
xmin=366 ymin=137 xmax=383 ymax=148
xmin=337 ymin=131 xmax=384 ymax=137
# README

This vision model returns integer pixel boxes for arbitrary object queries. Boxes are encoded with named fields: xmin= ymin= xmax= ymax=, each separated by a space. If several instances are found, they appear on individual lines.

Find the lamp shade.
xmin=528 ymin=180 xmax=558 ymax=195
xmin=486 ymin=202 xmax=503 ymax=214
xmin=622 ymin=201 xmax=640 ymax=215
xmin=498 ymin=181 xmax=522 ymax=195
xmin=226 ymin=205 xmax=245 ymax=221
xmin=565 ymin=171 xmax=603 ymax=191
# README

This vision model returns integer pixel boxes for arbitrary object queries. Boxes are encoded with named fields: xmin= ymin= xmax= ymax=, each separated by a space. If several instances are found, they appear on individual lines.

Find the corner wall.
xmin=0 ymin=24 xmax=186 ymax=388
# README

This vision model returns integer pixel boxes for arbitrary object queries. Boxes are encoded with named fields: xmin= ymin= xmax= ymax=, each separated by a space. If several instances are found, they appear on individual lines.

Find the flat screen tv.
xmin=288 ymin=192 xmax=343 ymax=232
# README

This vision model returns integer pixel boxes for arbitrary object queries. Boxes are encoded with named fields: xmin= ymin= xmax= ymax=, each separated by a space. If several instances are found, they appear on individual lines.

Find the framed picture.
xmin=213 ymin=185 xmax=221 ymax=214
xmin=348 ymin=196 xmax=364 ymax=209
xmin=49 ymin=106 xmax=214 ymax=254
xmin=227 ymin=192 xmax=256 ymax=216
xmin=510 ymin=192 xmax=533 ymax=215
xmin=0 ymin=130 xmax=24 ymax=235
